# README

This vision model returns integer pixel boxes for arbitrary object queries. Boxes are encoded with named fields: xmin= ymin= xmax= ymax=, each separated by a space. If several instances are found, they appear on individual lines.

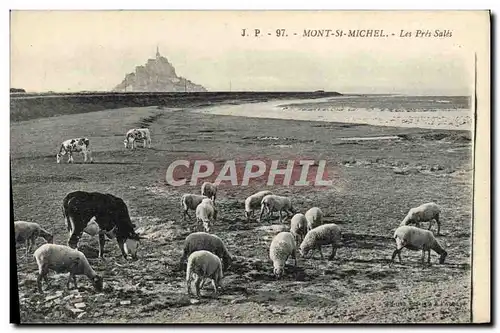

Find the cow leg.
xmin=83 ymin=151 xmax=88 ymax=163
xmin=98 ymin=233 xmax=106 ymax=260
xmin=67 ymin=223 xmax=83 ymax=249
xmin=148 ymin=138 xmax=152 ymax=148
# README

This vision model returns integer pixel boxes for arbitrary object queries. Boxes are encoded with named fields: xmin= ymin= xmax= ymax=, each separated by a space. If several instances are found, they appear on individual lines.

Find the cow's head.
xmin=124 ymin=232 xmax=146 ymax=261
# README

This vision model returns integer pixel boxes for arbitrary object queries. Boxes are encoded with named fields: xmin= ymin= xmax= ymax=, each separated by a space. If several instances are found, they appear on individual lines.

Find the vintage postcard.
xmin=10 ymin=10 xmax=490 ymax=324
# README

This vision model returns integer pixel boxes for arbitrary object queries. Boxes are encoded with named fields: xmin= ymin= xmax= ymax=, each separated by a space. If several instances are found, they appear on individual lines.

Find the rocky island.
xmin=113 ymin=47 xmax=207 ymax=92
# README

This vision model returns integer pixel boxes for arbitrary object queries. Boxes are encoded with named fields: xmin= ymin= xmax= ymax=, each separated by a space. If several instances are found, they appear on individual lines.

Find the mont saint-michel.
xmin=113 ymin=47 xmax=207 ymax=92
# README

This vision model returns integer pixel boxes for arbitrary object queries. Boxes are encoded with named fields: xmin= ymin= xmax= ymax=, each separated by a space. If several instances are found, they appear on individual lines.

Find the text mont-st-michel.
xmin=241 ymin=28 xmax=453 ymax=38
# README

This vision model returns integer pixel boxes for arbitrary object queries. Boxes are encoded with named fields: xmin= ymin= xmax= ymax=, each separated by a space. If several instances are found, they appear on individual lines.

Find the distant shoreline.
xmin=193 ymin=97 xmax=472 ymax=131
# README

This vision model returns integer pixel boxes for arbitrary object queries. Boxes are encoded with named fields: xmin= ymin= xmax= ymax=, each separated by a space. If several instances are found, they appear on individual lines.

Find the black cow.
xmin=62 ymin=191 xmax=144 ymax=260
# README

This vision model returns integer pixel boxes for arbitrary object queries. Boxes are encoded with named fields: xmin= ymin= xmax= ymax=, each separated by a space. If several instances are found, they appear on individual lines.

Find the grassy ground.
xmin=11 ymin=103 xmax=472 ymax=324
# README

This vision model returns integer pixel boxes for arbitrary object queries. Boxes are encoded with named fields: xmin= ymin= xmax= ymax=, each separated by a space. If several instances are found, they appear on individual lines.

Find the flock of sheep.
xmin=14 ymin=126 xmax=448 ymax=302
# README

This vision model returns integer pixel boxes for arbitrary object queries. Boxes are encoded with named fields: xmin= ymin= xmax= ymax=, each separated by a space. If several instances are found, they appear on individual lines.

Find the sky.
xmin=10 ymin=11 xmax=487 ymax=95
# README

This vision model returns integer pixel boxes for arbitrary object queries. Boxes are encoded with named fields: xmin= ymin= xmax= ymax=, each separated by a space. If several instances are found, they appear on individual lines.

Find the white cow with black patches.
xmin=124 ymin=128 xmax=152 ymax=150
xmin=56 ymin=138 xmax=94 ymax=164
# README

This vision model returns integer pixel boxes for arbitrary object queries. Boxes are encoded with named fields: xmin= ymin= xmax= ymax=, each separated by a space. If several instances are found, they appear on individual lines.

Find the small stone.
xmin=72 ymin=297 xmax=83 ymax=303
xmin=70 ymin=308 xmax=84 ymax=314
xmin=105 ymin=310 xmax=114 ymax=316
xmin=230 ymin=298 xmax=245 ymax=304
xmin=120 ymin=300 xmax=131 ymax=305
xmin=74 ymin=302 xmax=86 ymax=309
xmin=190 ymin=299 xmax=200 ymax=304
xmin=45 ymin=294 xmax=61 ymax=302
xmin=77 ymin=312 xmax=86 ymax=319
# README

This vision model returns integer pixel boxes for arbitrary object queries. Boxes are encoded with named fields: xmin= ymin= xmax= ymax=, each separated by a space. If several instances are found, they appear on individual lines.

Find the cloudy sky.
xmin=10 ymin=11 xmax=485 ymax=95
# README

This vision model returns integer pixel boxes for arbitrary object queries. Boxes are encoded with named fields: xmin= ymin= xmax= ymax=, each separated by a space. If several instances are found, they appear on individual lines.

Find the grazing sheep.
xmin=201 ymin=182 xmax=217 ymax=202
xmin=186 ymin=250 xmax=224 ymax=299
xmin=400 ymin=202 xmax=442 ymax=235
xmin=305 ymin=207 xmax=324 ymax=232
xmin=259 ymin=195 xmax=296 ymax=223
xmin=33 ymin=243 xmax=103 ymax=293
xmin=244 ymin=190 xmax=272 ymax=221
xmin=299 ymin=223 xmax=342 ymax=260
xmin=83 ymin=217 xmax=117 ymax=240
xmin=179 ymin=232 xmax=233 ymax=271
xmin=14 ymin=221 xmax=53 ymax=257
xmin=181 ymin=194 xmax=208 ymax=220
xmin=269 ymin=231 xmax=298 ymax=278
xmin=391 ymin=225 xmax=447 ymax=265
xmin=196 ymin=198 xmax=217 ymax=233
xmin=290 ymin=213 xmax=308 ymax=245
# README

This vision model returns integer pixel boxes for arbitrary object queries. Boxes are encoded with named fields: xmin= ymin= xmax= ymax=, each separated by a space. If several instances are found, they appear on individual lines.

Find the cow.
xmin=123 ymin=128 xmax=152 ymax=150
xmin=62 ymin=191 xmax=144 ymax=261
xmin=56 ymin=138 xmax=94 ymax=164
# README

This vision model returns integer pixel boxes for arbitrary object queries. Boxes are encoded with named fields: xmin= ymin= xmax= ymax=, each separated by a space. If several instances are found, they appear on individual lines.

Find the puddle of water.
xmin=339 ymin=136 xmax=401 ymax=141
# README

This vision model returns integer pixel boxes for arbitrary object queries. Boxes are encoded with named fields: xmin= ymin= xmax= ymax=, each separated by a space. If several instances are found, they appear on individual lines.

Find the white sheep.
xmin=201 ymin=182 xmax=217 ymax=202
xmin=299 ymin=223 xmax=342 ymax=260
xmin=186 ymin=250 xmax=224 ymax=299
xmin=290 ymin=213 xmax=308 ymax=245
xmin=82 ymin=217 xmax=116 ymax=240
xmin=181 ymin=194 xmax=208 ymax=220
xmin=195 ymin=198 xmax=217 ymax=233
xmin=400 ymin=202 xmax=442 ymax=235
xmin=305 ymin=207 xmax=324 ymax=232
xmin=179 ymin=232 xmax=233 ymax=271
xmin=14 ymin=221 xmax=54 ymax=257
xmin=269 ymin=231 xmax=297 ymax=278
xmin=259 ymin=194 xmax=296 ymax=223
xmin=391 ymin=225 xmax=448 ymax=265
xmin=33 ymin=243 xmax=103 ymax=293
xmin=244 ymin=190 xmax=272 ymax=222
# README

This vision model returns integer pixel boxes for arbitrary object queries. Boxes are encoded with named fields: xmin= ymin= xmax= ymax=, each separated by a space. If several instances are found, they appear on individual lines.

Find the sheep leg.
xmin=186 ymin=274 xmax=193 ymax=296
xmin=420 ymin=250 xmax=426 ymax=265
xmin=317 ymin=245 xmax=324 ymax=260
xmin=329 ymin=245 xmax=337 ymax=260
xmin=24 ymin=239 xmax=30 ymax=258
xmin=427 ymin=250 xmax=431 ymax=265
xmin=199 ymin=278 xmax=206 ymax=290
xmin=98 ymin=233 xmax=106 ymax=260
xmin=292 ymin=250 xmax=298 ymax=267
xmin=66 ymin=273 xmax=74 ymax=290
xmin=194 ymin=275 xmax=202 ymax=298
xmin=211 ymin=279 xmax=218 ymax=297
xmin=37 ymin=265 xmax=49 ymax=293
xmin=391 ymin=248 xmax=403 ymax=264
xmin=435 ymin=215 xmax=441 ymax=235
xmin=278 ymin=210 xmax=283 ymax=224
xmin=258 ymin=205 xmax=266 ymax=222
